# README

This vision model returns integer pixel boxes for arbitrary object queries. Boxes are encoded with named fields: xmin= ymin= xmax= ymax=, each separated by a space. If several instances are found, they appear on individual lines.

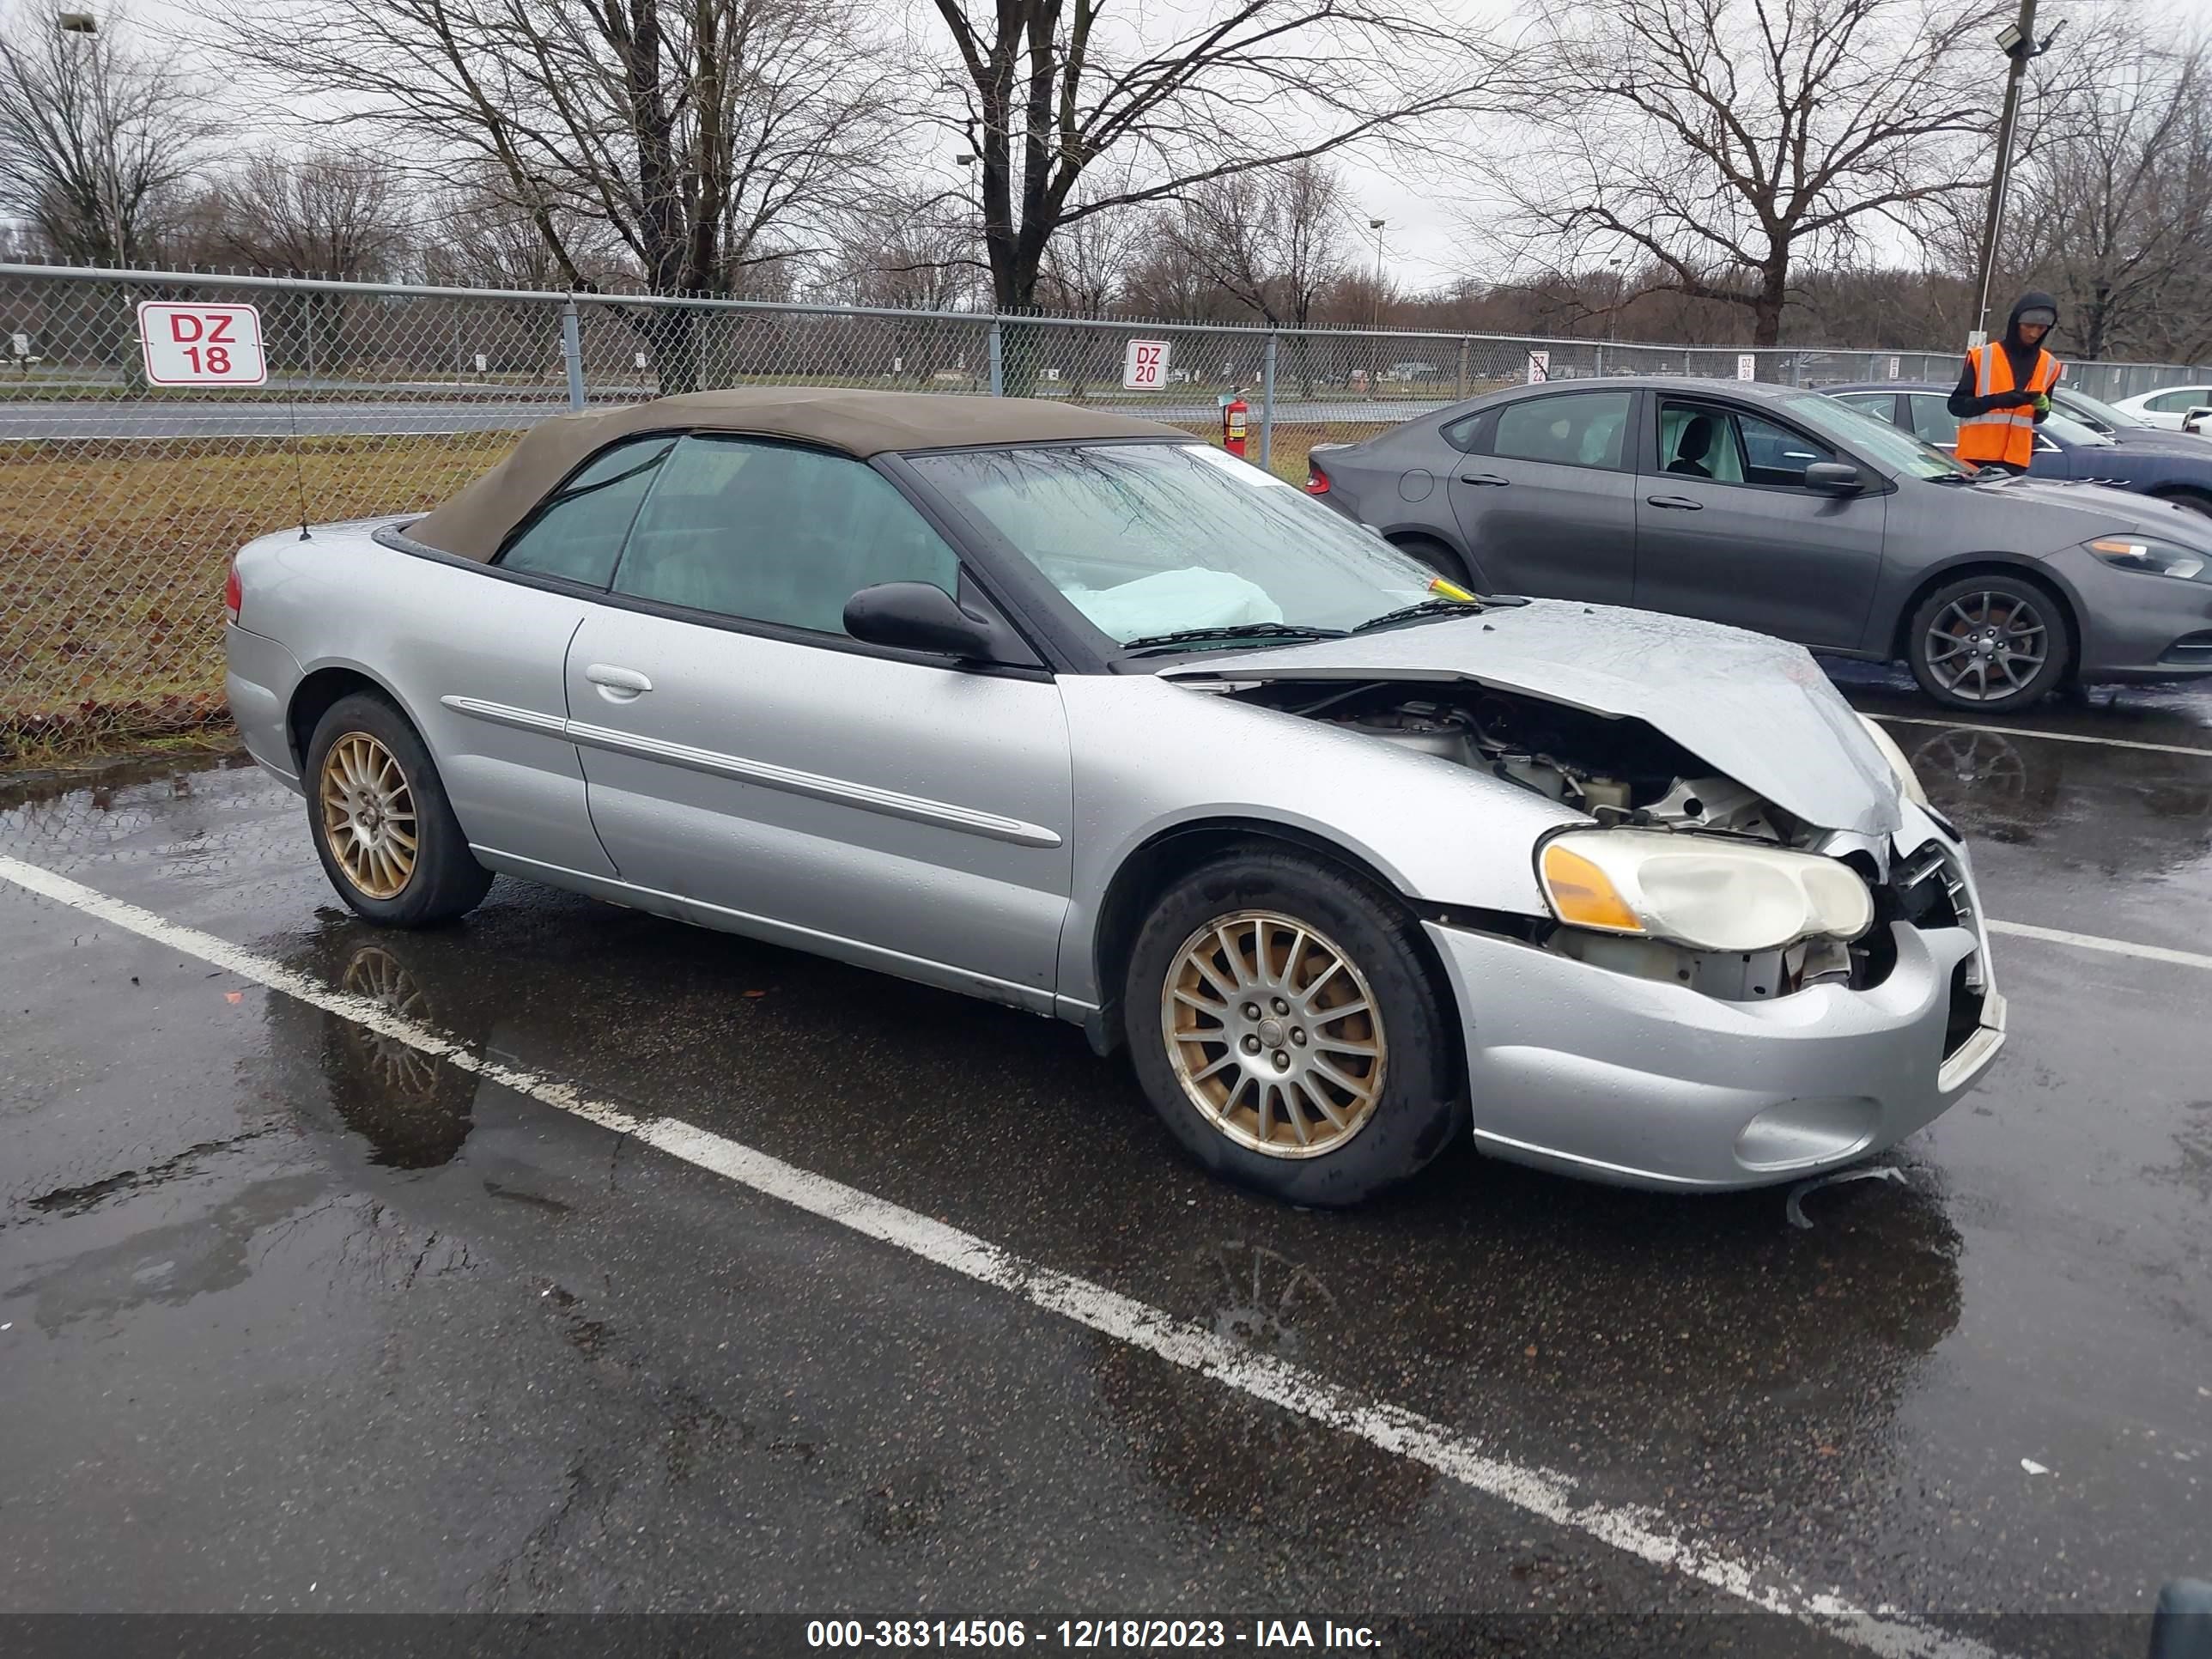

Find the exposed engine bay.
xmin=1234 ymin=678 xmax=1798 ymax=842
xmin=1230 ymin=679 xmax=1911 ymax=1005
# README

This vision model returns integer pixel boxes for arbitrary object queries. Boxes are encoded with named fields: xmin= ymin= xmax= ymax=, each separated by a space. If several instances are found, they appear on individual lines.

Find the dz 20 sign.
xmin=138 ymin=301 xmax=268 ymax=386
xmin=1121 ymin=337 xmax=1170 ymax=390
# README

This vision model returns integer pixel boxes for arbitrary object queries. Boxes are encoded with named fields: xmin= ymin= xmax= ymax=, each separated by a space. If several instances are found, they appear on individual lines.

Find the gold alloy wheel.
xmin=1161 ymin=910 xmax=1388 ymax=1159
xmin=319 ymin=732 xmax=419 ymax=900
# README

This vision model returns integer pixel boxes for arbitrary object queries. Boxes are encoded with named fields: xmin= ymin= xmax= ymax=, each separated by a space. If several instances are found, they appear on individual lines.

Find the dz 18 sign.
xmin=138 ymin=301 xmax=268 ymax=386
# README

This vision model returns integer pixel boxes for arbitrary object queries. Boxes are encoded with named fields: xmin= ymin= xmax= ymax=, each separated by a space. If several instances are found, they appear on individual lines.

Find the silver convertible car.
xmin=223 ymin=389 xmax=2005 ymax=1205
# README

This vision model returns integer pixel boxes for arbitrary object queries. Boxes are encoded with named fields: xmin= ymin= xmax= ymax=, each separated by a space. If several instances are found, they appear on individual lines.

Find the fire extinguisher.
xmin=1221 ymin=395 xmax=1249 ymax=459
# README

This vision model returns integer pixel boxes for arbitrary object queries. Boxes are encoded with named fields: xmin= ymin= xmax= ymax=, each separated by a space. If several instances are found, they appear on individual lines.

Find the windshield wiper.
xmin=1349 ymin=597 xmax=1483 ymax=635
xmin=1120 ymin=622 xmax=1347 ymax=655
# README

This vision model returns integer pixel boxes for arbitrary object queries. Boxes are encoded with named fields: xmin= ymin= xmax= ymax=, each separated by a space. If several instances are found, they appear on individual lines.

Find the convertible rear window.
xmin=910 ymin=442 xmax=1443 ymax=646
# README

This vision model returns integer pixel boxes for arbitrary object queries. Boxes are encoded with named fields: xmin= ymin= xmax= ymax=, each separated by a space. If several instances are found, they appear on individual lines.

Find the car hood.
xmin=1160 ymin=600 xmax=1903 ymax=836
xmin=2107 ymin=427 xmax=2212 ymax=455
xmin=1947 ymin=472 xmax=2212 ymax=544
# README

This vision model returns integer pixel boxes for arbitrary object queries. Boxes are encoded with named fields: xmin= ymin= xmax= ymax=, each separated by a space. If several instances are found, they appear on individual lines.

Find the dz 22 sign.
xmin=138 ymin=301 xmax=268 ymax=386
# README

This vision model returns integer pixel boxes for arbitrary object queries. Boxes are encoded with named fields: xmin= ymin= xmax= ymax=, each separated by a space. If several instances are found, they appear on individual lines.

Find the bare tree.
xmin=2001 ymin=16 xmax=2212 ymax=362
xmin=0 ymin=0 xmax=216 ymax=265
xmin=820 ymin=188 xmax=983 ymax=312
xmin=1480 ymin=0 xmax=2001 ymax=346
xmin=184 ymin=149 xmax=410 ymax=278
xmin=921 ymin=0 xmax=1492 ymax=348
xmin=1035 ymin=204 xmax=1142 ymax=316
xmin=1164 ymin=159 xmax=1348 ymax=329
xmin=216 ymin=0 xmax=905 ymax=386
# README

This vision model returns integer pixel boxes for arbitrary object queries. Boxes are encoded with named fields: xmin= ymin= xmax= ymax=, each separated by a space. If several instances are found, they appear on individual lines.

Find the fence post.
xmin=560 ymin=299 xmax=586 ymax=410
xmin=988 ymin=317 xmax=1005 ymax=397
xmin=1260 ymin=332 xmax=1278 ymax=471
xmin=1457 ymin=337 xmax=1470 ymax=400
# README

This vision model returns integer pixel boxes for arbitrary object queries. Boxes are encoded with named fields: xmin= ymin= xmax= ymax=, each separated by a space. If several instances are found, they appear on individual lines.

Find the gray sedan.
xmin=1308 ymin=376 xmax=2212 ymax=709
xmin=224 ymin=388 xmax=2001 ymax=1204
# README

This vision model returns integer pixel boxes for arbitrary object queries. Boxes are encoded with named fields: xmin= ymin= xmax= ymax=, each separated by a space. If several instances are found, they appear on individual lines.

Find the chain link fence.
xmin=7 ymin=261 xmax=2209 ymax=759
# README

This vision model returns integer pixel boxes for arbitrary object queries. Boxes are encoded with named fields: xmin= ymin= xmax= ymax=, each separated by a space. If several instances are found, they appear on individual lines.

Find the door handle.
xmin=1458 ymin=472 xmax=1510 ymax=486
xmin=586 ymin=663 xmax=653 ymax=702
xmin=1644 ymin=495 xmax=1704 ymax=510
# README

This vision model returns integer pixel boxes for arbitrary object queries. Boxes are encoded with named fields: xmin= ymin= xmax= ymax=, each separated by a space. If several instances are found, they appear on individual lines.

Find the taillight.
xmin=223 ymin=556 xmax=241 ymax=624
xmin=1304 ymin=462 xmax=1331 ymax=495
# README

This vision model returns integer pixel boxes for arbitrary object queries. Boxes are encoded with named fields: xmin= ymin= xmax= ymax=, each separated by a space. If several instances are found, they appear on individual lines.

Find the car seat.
xmin=1668 ymin=416 xmax=1715 ymax=477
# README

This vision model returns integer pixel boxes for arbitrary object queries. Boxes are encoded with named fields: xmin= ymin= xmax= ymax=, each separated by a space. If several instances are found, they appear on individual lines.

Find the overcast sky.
xmin=38 ymin=0 xmax=2200 ymax=295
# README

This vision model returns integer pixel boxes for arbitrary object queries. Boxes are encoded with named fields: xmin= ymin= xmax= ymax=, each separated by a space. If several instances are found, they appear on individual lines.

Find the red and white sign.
xmin=1526 ymin=349 xmax=1550 ymax=384
xmin=1121 ymin=338 xmax=1170 ymax=391
xmin=1736 ymin=353 xmax=1757 ymax=381
xmin=137 ymin=301 xmax=266 ymax=386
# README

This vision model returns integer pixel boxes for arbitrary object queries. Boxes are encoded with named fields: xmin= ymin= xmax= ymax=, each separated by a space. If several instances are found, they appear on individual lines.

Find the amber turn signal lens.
xmin=1540 ymin=843 xmax=1644 ymax=934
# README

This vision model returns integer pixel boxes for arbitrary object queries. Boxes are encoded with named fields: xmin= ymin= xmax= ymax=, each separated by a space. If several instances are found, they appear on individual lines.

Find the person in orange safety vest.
xmin=1945 ymin=291 xmax=2063 ymax=474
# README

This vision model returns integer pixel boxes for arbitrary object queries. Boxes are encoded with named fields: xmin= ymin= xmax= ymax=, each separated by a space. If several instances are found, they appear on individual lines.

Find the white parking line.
xmin=1871 ymin=712 xmax=2212 ymax=759
xmin=0 ymin=849 xmax=2000 ymax=1659
xmin=1986 ymin=917 xmax=2212 ymax=972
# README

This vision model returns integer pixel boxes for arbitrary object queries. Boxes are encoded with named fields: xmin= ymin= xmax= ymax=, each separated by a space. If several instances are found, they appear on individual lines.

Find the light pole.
xmin=1367 ymin=218 xmax=1385 ymax=390
xmin=1968 ymin=1 xmax=2063 ymax=346
xmin=1367 ymin=218 xmax=1386 ymax=326
xmin=1595 ymin=258 xmax=1624 ymax=377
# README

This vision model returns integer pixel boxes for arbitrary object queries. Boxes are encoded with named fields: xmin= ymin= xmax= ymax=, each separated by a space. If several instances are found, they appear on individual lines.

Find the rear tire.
xmin=305 ymin=691 xmax=491 ymax=927
xmin=2158 ymin=488 xmax=2212 ymax=518
xmin=1121 ymin=846 xmax=1462 ymax=1206
xmin=1905 ymin=574 xmax=2074 ymax=712
xmin=1389 ymin=534 xmax=1476 ymax=591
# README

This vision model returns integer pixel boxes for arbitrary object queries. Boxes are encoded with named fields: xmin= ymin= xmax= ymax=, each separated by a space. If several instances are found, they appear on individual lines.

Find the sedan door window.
xmin=1906 ymin=394 xmax=1962 ymax=450
xmin=495 ymin=434 xmax=677 ymax=586
xmin=1490 ymin=392 xmax=1632 ymax=471
xmin=2146 ymin=388 xmax=2212 ymax=414
xmin=1829 ymin=391 xmax=1901 ymax=428
xmin=611 ymin=436 xmax=961 ymax=635
xmin=1657 ymin=402 xmax=1836 ymax=489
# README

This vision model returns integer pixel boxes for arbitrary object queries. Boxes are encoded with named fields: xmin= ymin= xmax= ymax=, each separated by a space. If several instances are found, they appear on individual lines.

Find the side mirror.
xmin=843 ymin=581 xmax=1021 ymax=663
xmin=2184 ymin=405 xmax=2212 ymax=435
xmin=1803 ymin=461 xmax=1863 ymax=494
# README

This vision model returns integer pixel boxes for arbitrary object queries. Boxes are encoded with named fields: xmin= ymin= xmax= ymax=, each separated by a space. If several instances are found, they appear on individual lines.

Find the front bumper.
xmin=2045 ymin=546 xmax=2212 ymax=679
xmin=1425 ymin=907 xmax=2005 ymax=1192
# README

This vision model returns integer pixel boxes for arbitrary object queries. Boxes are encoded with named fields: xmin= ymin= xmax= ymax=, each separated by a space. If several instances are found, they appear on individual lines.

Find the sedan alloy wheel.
xmin=1161 ymin=910 xmax=1388 ymax=1158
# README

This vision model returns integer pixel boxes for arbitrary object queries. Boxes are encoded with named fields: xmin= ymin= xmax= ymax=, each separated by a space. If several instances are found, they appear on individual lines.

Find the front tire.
xmin=306 ymin=691 xmax=491 ymax=927
xmin=1389 ymin=533 xmax=1475 ymax=590
xmin=1905 ymin=574 xmax=2073 ymax=712
xmin=1121 ymin=847 xmax=1462 ymax=1206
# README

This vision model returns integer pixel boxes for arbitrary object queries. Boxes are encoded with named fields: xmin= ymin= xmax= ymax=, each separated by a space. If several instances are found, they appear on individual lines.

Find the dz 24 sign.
xmin=138 ymin=301 xmax=268 ymax=386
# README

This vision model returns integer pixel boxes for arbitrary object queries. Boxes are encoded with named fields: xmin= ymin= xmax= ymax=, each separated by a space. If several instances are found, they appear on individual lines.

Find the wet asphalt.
xmin=2 ymin=665 xmax=2208 ymax=1648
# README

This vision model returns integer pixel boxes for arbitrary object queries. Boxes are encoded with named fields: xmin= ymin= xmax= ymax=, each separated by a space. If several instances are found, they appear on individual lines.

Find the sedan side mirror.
xmin=843 ymin=581 xmax=1030 ymax=665
xmin=1803 ymin=461 xmax=1863 ymax=495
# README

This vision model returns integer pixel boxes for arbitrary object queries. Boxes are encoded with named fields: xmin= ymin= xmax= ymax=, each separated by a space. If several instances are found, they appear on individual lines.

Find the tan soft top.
xmin=404 ymin=386 xmax=1190 ymax=562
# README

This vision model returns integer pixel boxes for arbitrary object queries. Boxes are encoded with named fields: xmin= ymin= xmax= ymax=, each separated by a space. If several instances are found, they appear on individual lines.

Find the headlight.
xmin=1856 ymin=714 xmax=1929 ymax=807
xmin=2086 ymin=535 xmax=2205 ymax=580
xmin=1540 ymin=830 xmax=1873 ymax=953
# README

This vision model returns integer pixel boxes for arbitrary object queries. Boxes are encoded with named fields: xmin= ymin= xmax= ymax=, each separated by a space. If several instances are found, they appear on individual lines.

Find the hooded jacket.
xmin=1947 ymin=291 xmax=2061 ymax=422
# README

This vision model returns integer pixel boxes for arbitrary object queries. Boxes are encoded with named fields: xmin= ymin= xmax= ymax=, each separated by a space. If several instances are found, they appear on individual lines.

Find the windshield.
xmin=909 ymin=442 xmax=1451 ymax=647
xmin=1787 ymin=392 xmax=1968 ymax=480
xmin=2042 ymin=409 xmax=2115 ymax=447
xmin=2057 ymin=388 xmax=2148 ymax=430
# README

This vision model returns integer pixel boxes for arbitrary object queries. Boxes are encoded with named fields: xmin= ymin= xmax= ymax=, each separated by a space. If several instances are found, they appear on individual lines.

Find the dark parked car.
xmin=1307 ymin=375 xmax=2212 ymax=710
xmin=1826 ymin=381 xmax=2212 ymax=515
xmin=2048 ymin=385 xmax=2212 ymax=450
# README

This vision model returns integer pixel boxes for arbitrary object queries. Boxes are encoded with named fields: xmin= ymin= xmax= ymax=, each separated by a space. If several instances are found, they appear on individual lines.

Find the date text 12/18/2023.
xmin=805 ymin=1620 xmax=1381 ymax=1650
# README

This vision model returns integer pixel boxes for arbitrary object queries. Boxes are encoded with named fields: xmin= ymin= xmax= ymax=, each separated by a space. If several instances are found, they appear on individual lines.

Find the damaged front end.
xmin=1216 ymin=675 xmax=1919 ymax=1006
xmin=1158 ymin=611 xmax=2002 ymax=1187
